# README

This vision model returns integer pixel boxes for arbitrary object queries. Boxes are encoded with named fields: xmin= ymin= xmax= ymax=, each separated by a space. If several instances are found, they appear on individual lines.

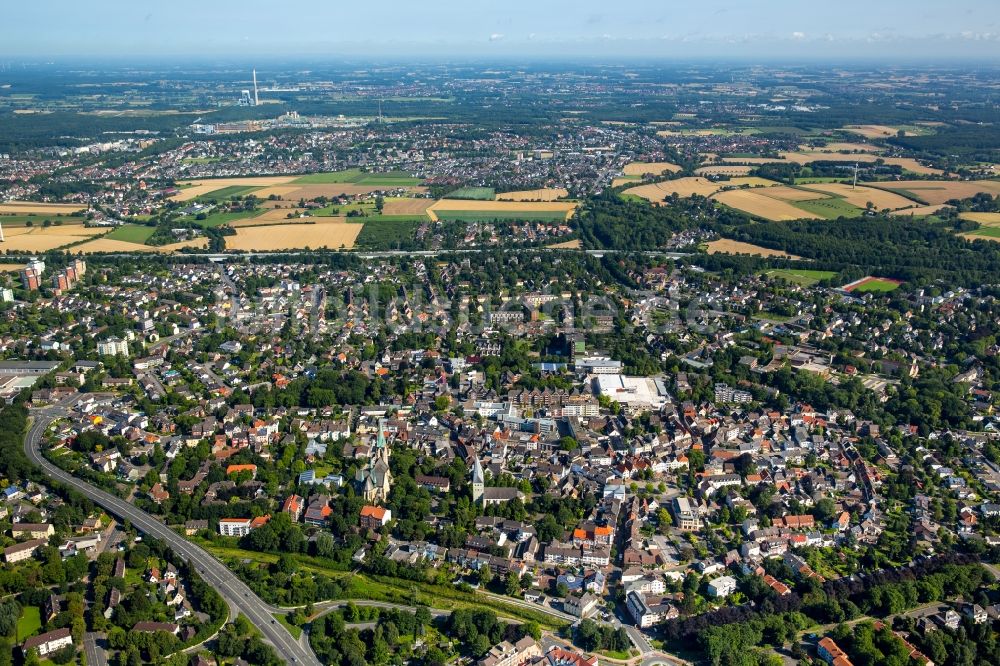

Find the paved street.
xmin=25 ymin=397 xmax=322 ymax=666
xmin=83 ymin=632 xmax=108 ymax=666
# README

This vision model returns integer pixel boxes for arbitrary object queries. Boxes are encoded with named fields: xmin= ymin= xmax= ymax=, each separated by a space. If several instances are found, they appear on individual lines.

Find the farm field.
xmin=0 ymin=201 xmax=87 ymax=215
xmin=890 ymin=204 xmax=950 ymax=217
xmin=192 ymin=185 xmax=262 ymax=201
xmin=495 ymin=188 xmax=570 ymax=201
xmin=355 ymin=219 xmax=421 ymax=249
xmin=0 ymin=213 xmax=84 ymax=226
xmin=694 ymin=165 xmax=754 ymax=177
xmin=428 ymin=199 xmax=577 ymax=220
xmin=253 ymin=186 xmax=304 ymax=201
xmin=958 ymin=212 xmax=1000 ymax=241
xmin=547 ymin=238 xmax=582 ymax=249
xmin=446 ymin=187 xmax=495 ymax=200
xmin=721 ymin=152 xmax=942 ymax=175
xmin=798 ymin=182 xmax=916 ymax=210
xmin=292 ymin=169 xmax=421 ymax=186
xmin=757 ymin=186 xmax=829 ymax=202
xmin=712 ymin=189 xmax=821 ymax=221
xmin=624 ymin=177 xmax=721 ymax=201
xmin=766 ymin=269 xmax=837 ymax=286
xmin=0 ymin=263 xmax=24 ymax=272
xmin=842 ymin=124 xmax=920 ymax=139
xmin=806 ymin=142 xmax=883 ymax=153
xmin=225 ymin=218 xmax=363 ymax=251
xmin=171 ymin=176 xmax=297 ymax=202
xmin=0 ymin=224 xmax=105 ymax=252
xmin=864 ymin=180 xmax=1000 ymax=205
xmin=71 ymin=237 xmax=209 ymax=254
xmin=792 ymin=197 xmax=863 ymax=219
xmin=382 ymin=198 xmax=435 ymax=215
xmin=181 ymin=210 xmax=260 ymax=229
xmin=705 ymin=239 xmax=802 ymax=259
xmin=104 ymin=224 xmax=156 ymax=243
xmin=622 ymin=161 xmax=681 ymax=176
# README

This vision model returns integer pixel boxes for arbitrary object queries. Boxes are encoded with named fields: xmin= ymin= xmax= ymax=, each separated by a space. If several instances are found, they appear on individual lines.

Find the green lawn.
xmin=293 ymin=170 xmax=421 ymax=186
xmin=618 ymin=193 xmax=649 ymax=203
xmin=105 ymin=224 xmax=156 ymax=244
xmin=766 ymin=269 xmax=837 ymax=286
xmin=963 ymin=227 xmax=1000 ymax=239
xmin=181 ymin=210 xmax=260 ymax=229
xmin=17 ymin=606 xmax=41 ymax=642
xmin=793 ymin=197 xmax=863 ymax=219
xmin=434 ymin=210 xmax=569 ymax=222
xmin=851 ymin=278 xmax=902 ymax=293
xmin=355 ymin=219 xmax=421 ymax=249
xmin=194 ymin=185 xmax=262 ymax=201
xmin=273 ymin=613 xmax=303 ymax=639
xmin=0 ymin=214 xmax=84 ymax=226
xmin=445 ymin=187 xmax=496 ymax=200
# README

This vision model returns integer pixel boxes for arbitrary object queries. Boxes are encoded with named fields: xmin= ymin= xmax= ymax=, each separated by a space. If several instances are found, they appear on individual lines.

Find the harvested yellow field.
xmin=864 ymin=180 xmax=1000 ymax=205
xmin=72 ymin=237 xmax=209 ymax=254
xmin=712 ymin=190 xmax=820 ymax=221
xmin=171 ymin=176 xmax=297 ymax=201
xmin=227 ymin=209 xmax=309 ymax=227
xmin=251 ymin=186 xmax=304 ymax=200
xmin=706 ymin=239 xmax=801 ymax=259
xmin=0 ymin=263 xmax=24 ymax=272
xmin=759 ymin=186 xmax=831 ymax=202
xmin=622 ymin=162 xmax=681 ymax=177
xmin=2 ymin=234 xmax=86 ymax=252
xmin=611 ymin=177 xmax=639 ymax=188
xmin=495 ymin=188 xmax=570 ymax=202
xmin=382 ymin=198 xmax=435 ymax=215
xmin=0 ymin=201 xmax=87 ymax=215
xmin=694 ymin=165 xmax=753 ymax=177
xmin=843 ymin=125 xmax=917 ymax=139
xmin=32 ymin=225 xmax=105 ymax=237
xmin=799 ymin=183 xmax=915 ymax=210
xmin=547 ymin=239 xmax=582 ymax=249
xmin=720 ymin=157 xmax=782 ymax=165
xmin=226 ymin=218 xmax=363 ymax=251
xmin=805 ymin=142 xmax=883 ymax=153
xmin=727 ymin=177 xmax=779 ymax=188
xmin=890 ymin=205 xmax=950 ymax=217
xmin=720 ymin=153 xmax=942 ymax=175
xmin=624 ymin=178 xmax=720 ymax=201
xmin=959 ymin=212 xmax=1000 ymax=225
xmin=428 ymin=199 xmax=578 ymax=220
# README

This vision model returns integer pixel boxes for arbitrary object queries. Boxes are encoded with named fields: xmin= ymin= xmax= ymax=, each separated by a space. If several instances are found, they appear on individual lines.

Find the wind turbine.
xmin=852 ymin=162 xmax=859 ymax=190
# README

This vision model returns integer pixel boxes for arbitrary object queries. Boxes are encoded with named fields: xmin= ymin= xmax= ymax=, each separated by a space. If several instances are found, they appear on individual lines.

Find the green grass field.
xmin=618 ymin=193 xmax=649 ymax=203
xmin=794 ymin=177 xmax=850 ymax=185
xmin=17 ymin=606 xmax=41 ymax=642
xmin=435 ymin=210 xmax=569 ymax=222
xmin=852 ymin=278 xmax=902 ymax=293
xmin=273 ymin=613 xmax=303 ymax=639
xmin=293 ymin=170 xmax=421 ymax=186
xmin=195 ymin=185 xmax=261 ymax=201
xmin=0 ymin=214 xmax=84 ymax=226
xmin=963 ymin=227 xmax=1000 ymax=239
xmin=766 ymin=269 xmax=837 ymax=286
xmin=445 ymin=187 xmax=496 ymax=200
xmin=793 ymin=197 xmax=863 ymax=219
xmin=105 ymin=224 xmax=156 ymax=244
xmin=181 ymin=210 xmax=260 ymax=229
xmin=355 ymin=219 xmax=421 ymax=249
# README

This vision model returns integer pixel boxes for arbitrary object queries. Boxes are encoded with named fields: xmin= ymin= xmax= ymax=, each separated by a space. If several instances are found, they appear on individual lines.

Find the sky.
xmin=3 ymin=0 xmax=1000 ymax=60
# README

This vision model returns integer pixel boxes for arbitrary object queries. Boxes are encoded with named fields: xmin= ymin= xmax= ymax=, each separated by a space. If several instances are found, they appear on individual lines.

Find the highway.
xmin=24 ymin=397 xmax=322 ymax=666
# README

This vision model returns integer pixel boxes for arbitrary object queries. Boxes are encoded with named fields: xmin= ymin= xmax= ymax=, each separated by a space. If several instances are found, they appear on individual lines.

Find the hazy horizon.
xmin=3 ymin=0 xmax=1000 ymax=60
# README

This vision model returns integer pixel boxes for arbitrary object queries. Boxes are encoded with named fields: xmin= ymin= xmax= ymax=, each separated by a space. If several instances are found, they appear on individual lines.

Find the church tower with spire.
xmin=471 ymin=457 xmax=485 ymax=503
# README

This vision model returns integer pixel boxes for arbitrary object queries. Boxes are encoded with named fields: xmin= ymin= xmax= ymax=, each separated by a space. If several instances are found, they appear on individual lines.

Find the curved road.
xmin=25 ymin=398 xmax=322 ymax=666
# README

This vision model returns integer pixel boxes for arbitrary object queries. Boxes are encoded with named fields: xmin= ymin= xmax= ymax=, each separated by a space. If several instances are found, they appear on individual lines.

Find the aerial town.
xmin=1 ymin=6 xmax=1000 ymax=666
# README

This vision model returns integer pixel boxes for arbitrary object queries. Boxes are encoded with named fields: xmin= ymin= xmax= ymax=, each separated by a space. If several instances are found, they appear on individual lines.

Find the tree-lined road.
xmin=24 ymin=398 xmax=322 ymax=666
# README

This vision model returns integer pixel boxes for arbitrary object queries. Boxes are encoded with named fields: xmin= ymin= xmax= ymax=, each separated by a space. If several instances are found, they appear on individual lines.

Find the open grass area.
xmin=966 ymin=227 xmax=1000 ymax=239
xmin=293 ymin=170 xmax=421 ymax=186
xmin=355 ymin=219 xmax=421 ymax=249
xmin=446 ymin=186 xmax=496 ymax=200
xmin=273 ymin=612 xmax=303 ymax=639
xmin=434 ymin=210 xmax=569 ymax=222
xmin=104 ymin=224 xmax=156 ymax=244
xmin=194 ymin=185 xmax=262 ymax=201
xmin=845 ymin=277 xmax=903 ymax=293
xmin=17 ymin=606 xmax=41 ymax=642
xmin=793 ymin=197 xmax=863 ymax=219
xmin=0 ymin=214 xmax=84 ymax=226
xmin=766 ymin=269 xmax=837 ymax=286
xmin=181 ymin=210 xmax=261 ymax=229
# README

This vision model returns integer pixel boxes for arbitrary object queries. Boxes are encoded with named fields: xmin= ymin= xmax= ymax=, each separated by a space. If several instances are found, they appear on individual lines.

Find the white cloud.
xmin=791 ymin=31 xmax=806 ymax=40
xmin=489 ymin=33 xmax=504 ymax=42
